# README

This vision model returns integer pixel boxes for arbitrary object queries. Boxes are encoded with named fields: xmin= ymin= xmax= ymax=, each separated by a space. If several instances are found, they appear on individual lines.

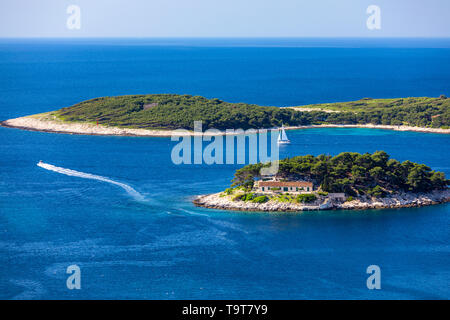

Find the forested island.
xmin=1 ymin=94 xmax=449 ymax=135
xmin=194 ymin=151 xmax=450 ymax=212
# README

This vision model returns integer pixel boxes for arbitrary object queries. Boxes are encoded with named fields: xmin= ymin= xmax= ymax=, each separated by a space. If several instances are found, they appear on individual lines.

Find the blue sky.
xmin=1 ymin=0 xmax=449 ymax=38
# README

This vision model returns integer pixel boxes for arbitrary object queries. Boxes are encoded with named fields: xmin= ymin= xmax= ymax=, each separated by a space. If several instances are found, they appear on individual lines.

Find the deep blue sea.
xmin=0 ymin=38 xmax=449 ymax=299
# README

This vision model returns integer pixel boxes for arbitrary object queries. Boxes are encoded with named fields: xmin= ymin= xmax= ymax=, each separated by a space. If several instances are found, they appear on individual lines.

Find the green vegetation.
xmin=232 ymin=193 xmax=268 ymax=203
xmin=232 ymin=151 xmax=448 ymax=197
xmin=252 ymin=195 xmax=269 ymax=203
xmin=242 ymin=193 xmax=255 ymax=201
xmin=297 ymin=194 xmax=317 ymax=203
xmin=53 ymin=94 xmax=289 ymax=130
xmin=295 ymin=96 xmax=450 ymax=128
xmin=367 ymin=185 xmax=386 ymax=197
xmin=232 ymin=193 xmax=256 ymax=202
xmin=232 ymin=194 xmax=244 ymax=201
xmin=51 ymin=94 xmax=450 ymax=130
xmin=274 ymin=194 xmax=294 ymax=202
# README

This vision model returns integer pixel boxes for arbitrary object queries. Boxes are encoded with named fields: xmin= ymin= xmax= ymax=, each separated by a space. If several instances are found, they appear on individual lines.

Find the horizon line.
xmin=1 ymin=36 xmax=450 ymax=40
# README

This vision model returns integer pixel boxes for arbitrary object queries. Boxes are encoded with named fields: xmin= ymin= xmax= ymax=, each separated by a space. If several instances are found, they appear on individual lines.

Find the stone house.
xmin=255 ymin=180 xmax=313 ymax=193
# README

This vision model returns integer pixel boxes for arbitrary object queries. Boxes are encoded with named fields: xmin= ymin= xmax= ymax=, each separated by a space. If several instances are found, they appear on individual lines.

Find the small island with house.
xmin=193 ymin=151 xmax=450 ymax=212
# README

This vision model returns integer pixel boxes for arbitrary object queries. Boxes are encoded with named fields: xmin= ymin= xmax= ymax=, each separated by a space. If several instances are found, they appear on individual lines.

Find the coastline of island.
xmin=193 ymin=189 xmax=450 ymax=212
xmin=2 ymin=114 xmax=450 ymax=136
xmin=2 ymin=94 xmax=449 ymax=136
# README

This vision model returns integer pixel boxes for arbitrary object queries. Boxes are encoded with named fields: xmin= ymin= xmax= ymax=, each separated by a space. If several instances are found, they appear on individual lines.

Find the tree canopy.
xmin=52 ymin=94 xmax=450 ymax=130
xmin=231 ymin=151 xmax=448 ymax=196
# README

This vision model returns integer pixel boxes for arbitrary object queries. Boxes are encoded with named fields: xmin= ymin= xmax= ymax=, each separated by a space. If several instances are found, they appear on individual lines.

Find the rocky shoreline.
xmin=0 ymin=115 xmax=177 ymax=137
xmin=193 ymin=189 xmax=450 ymax=212
xmin=2 ymin=114 xmax=450 ymax=136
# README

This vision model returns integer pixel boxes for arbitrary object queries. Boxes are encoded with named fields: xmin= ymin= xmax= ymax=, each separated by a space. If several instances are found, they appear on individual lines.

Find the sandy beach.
xmin=284 ymin=124 xmax=450 ymax=134
xmin=2 ymin=113 xmax=450 ymax=136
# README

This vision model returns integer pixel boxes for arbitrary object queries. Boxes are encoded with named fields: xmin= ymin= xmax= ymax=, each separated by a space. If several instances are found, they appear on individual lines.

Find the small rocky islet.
xmin=194 ymin=151 xmax=450 ymax=212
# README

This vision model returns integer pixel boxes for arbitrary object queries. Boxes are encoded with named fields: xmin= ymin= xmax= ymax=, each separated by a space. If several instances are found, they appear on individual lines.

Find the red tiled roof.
xmin=258 ymin=181 xmax=313 ymax=187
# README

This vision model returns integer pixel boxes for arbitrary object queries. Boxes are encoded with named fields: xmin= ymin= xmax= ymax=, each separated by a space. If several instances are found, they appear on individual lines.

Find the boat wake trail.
xmin=37 ymin=162 xmax=146 ymax=202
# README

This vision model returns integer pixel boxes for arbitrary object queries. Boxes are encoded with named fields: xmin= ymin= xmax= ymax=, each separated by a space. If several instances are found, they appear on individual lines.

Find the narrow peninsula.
xmin=1 ymin=94 xmax=449 ymax=135
xmin=193 ymin=151 xmax=450 ymax=212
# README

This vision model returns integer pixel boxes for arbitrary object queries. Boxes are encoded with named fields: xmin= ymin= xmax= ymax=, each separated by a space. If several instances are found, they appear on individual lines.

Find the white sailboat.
xmin=277 ymin=125 xmax=290 ymax=144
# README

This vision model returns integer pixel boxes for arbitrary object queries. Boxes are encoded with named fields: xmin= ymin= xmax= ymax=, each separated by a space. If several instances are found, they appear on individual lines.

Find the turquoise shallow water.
xmin=0 ymin=39 xmax=449 ymax=299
